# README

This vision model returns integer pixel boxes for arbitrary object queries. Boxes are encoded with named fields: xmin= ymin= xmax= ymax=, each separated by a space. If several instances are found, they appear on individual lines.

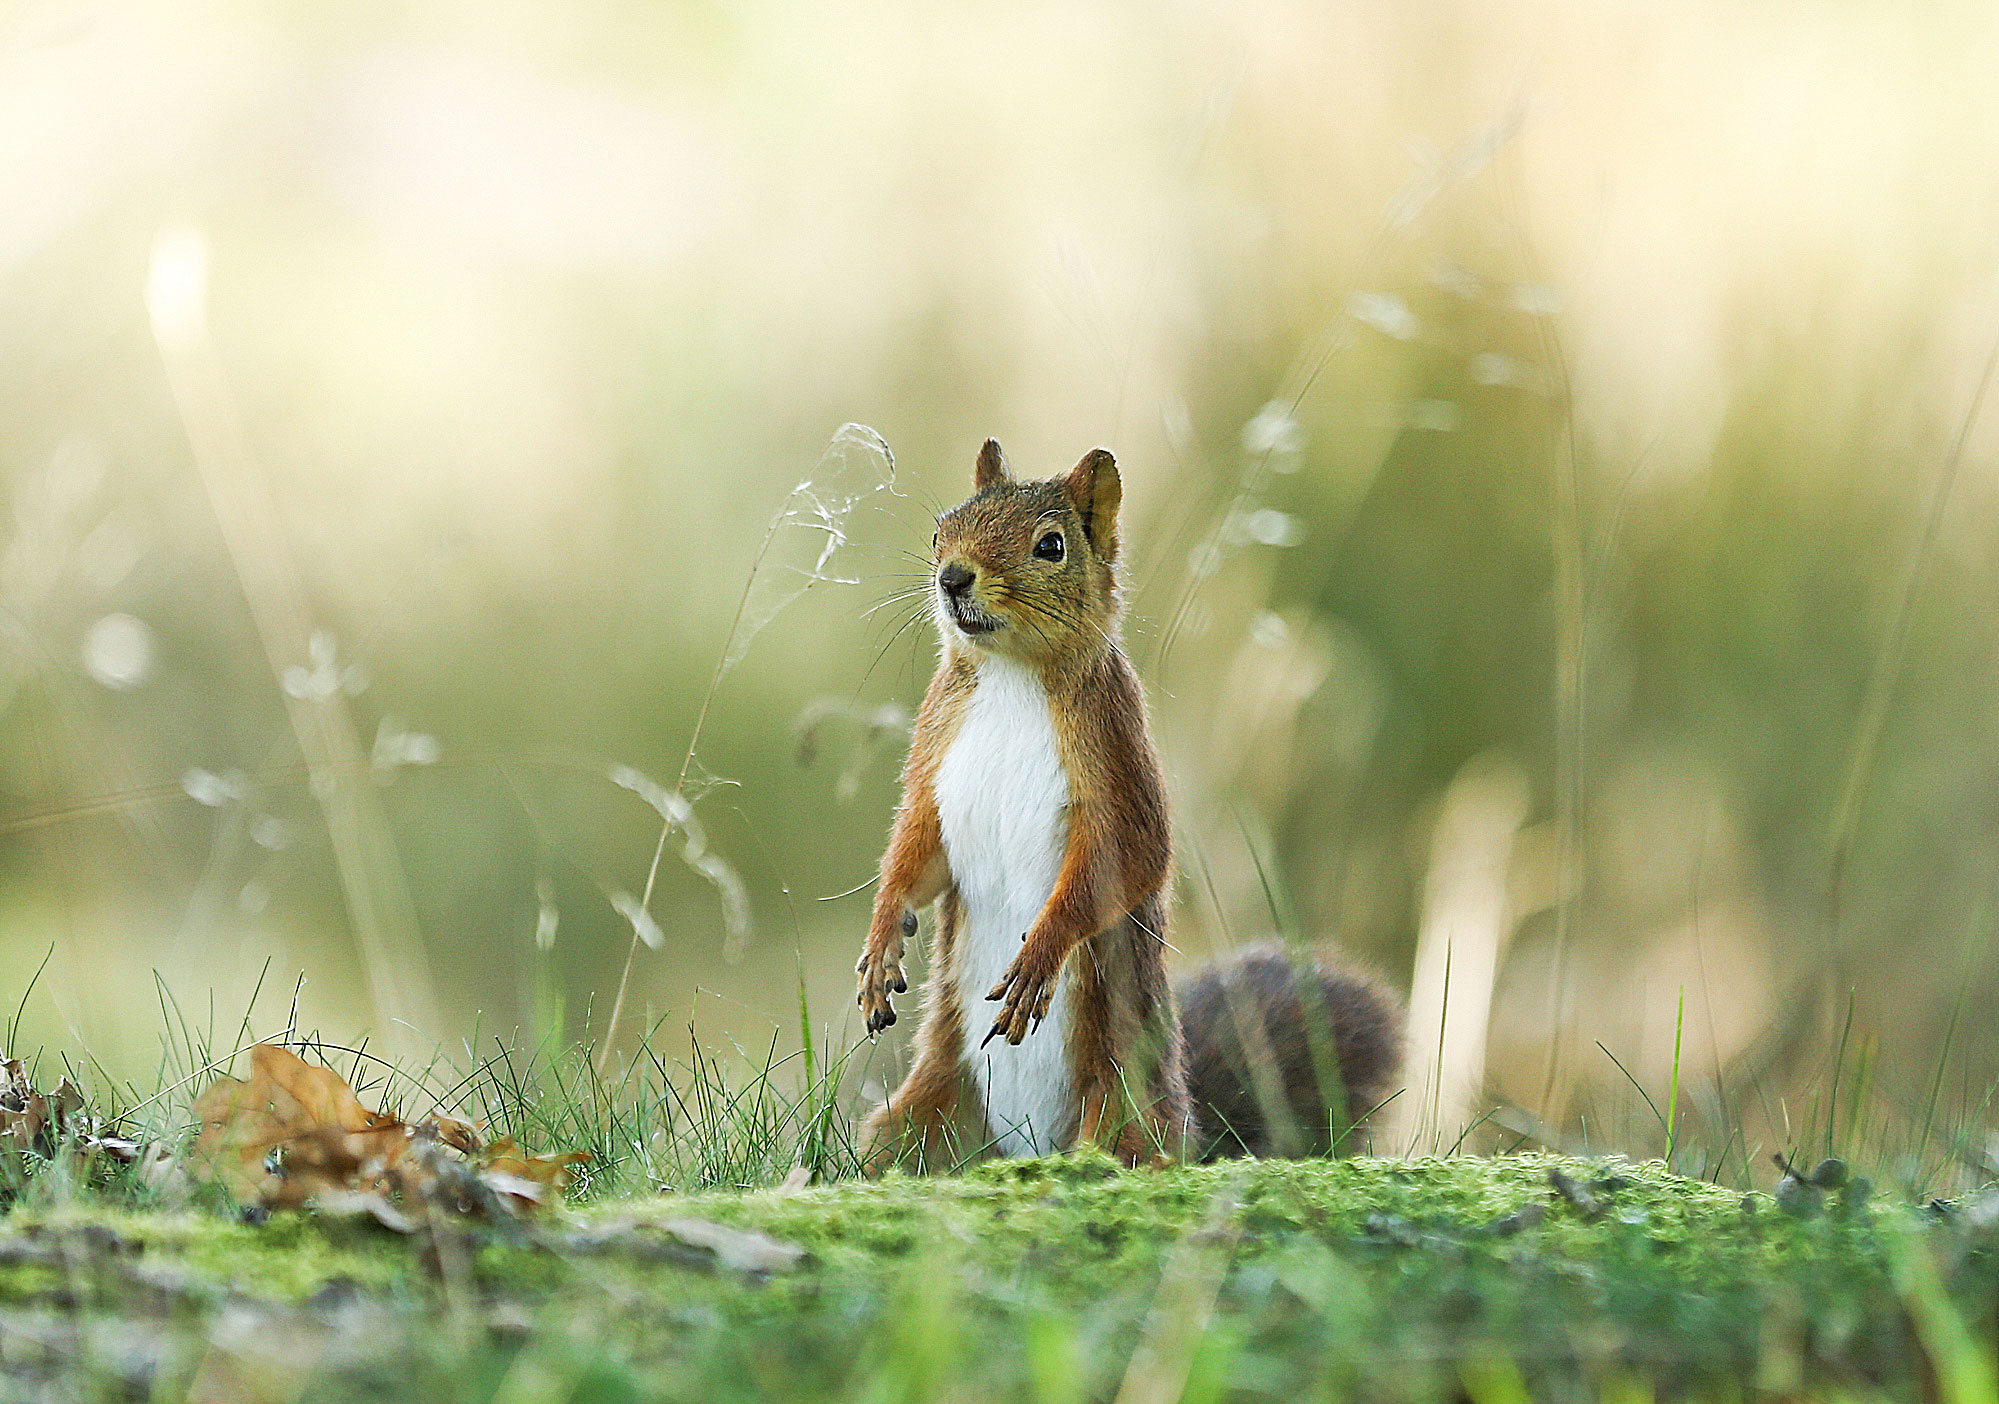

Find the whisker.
xmin=860 ymin=603 xmax=937 ymax=690
xmin=1029 ymin=584 xmax=1129 ymax=660
xmin=997 ymin=599 xmax=1058 ymax=650
xmin=862 ymin=587 xmax=934 ymax=622
xmin=995 ymin=582 xmax=1097 ymax=641
xmin=865 ymin=597 xmax=932 ymax=645
xmin=990 ymin=586 xmax=1077 ymax=651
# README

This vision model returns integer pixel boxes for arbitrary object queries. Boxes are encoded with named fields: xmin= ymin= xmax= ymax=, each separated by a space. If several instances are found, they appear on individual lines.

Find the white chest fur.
xmin=934 ymin=653 xmax=1076 ymax=1156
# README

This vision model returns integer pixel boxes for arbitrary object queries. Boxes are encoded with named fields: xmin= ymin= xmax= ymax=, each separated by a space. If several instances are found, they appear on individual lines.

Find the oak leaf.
xmin=187 ymin=1045 xmax=589 ymax=1218
xmin=189 ymin=1045 xmax=408 ymax=1207
xmin=0 ymin=1057 xmax=49 ymax=1151
xmin=483 ymin=1135 xmax=591 ymax=1202
xmin=0 ymin=1054 xmax=146 ymax=1184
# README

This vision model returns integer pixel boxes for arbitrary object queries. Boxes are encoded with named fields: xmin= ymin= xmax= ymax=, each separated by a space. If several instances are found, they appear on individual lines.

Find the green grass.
xmin=5 ymin=986 xmax=1999 ymax=1403
xmin=2 ymin=1151 xmax=1996 ymax=1403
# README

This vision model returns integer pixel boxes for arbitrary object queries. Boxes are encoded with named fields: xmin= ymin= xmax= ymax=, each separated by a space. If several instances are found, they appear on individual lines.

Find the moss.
xmin=3 ymin=1205 xmax=417 ymax=1301
xmin=0 ymin=1155 xmax=1985 ymax=1402
xmin=633 ymin=1153 xmax=1745 ymax=1282
xmin=0 ymin=1261 xmax=64 ymax=1302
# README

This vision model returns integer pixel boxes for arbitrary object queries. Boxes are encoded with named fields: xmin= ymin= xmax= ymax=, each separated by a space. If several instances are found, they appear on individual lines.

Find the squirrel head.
xmin=931 ymin=438 xmax=1123 ymax=664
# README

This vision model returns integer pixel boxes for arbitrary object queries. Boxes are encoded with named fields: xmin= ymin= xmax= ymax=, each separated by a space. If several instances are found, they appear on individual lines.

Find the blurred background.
xmin=4 ymin=0 xmax=1999 ymax=1171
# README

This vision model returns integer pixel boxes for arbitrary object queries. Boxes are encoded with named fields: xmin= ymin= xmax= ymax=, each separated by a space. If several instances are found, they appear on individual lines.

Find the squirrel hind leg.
xmin=860 ymin=1025 xmax=979 ymax=1176
xmin=1178 ymin=942 xmax=1406 ymax=1161
xmin=1077 ymin=1088 xmax=1189 ymax=1169
xmin=860 ymin=1076 xmax=970 ymax=1176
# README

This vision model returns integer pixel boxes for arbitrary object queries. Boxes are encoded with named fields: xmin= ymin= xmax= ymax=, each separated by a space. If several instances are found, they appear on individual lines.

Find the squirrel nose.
xmin=938 ymin=562 xmax=975 ymax=597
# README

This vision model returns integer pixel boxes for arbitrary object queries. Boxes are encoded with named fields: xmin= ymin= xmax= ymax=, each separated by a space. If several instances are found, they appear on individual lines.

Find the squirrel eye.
xmin=1033 ymin=531 xmax=1064 ymax=562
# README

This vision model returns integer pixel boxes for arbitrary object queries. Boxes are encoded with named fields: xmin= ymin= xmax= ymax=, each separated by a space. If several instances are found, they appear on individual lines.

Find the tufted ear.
xmin=1063 ymin=448 xmax=1121 ymax=560
xmin=974 ymin=438 xmax=1010 ymax=489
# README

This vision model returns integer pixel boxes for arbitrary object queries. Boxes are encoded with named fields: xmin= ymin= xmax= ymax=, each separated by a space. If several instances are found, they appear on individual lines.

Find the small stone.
xmin=1548 ymin=1168 xmax=1604 ymax=1221
xmin=1775 ymin=1176 xmax=1823 ymax=1220
xmin=70 ymin=1225 xmax=137 ymax=1257
xmin=1490 ymin=1203 xmax=1546 ymax=1238
xmin=305 ymin=1276 xmax=363 ymax=1312
xmin=485 ymin=1302 xmax=536 ymax=1339
xmin=1363 ymin=1212 xmax=1419 ymax=1247
xmin=1960 ymin=1188 xmax=1999 ymax=1231
xmin=561 ymin=1217 xmax=810 ymax=1279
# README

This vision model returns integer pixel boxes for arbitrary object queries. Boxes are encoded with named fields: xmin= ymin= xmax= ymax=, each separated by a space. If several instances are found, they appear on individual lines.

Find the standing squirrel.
xmin=855 ymin=440 xmax=1404 ymax=1168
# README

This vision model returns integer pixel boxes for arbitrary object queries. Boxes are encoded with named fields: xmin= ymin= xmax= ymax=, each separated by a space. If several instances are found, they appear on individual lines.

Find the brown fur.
xmin=856 ymin=439 xmax=1401 ymax=1170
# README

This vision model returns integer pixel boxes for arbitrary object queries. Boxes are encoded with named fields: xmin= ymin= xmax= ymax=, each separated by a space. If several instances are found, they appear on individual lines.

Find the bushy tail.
xmin=1176 ymin=942 xmax=1405 ymax=1160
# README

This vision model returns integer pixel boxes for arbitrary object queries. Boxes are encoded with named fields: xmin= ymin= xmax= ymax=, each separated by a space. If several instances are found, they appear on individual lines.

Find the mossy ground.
xmin=0 ymin=1154 xmax=1992 ymax=1403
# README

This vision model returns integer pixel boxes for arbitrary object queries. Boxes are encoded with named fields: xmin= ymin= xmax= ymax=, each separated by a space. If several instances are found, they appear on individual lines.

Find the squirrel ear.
xmin=1063 ymin=448 xmax=1121 ymax=559
xmin=974 ymin=438 xmax=1010 ymax=489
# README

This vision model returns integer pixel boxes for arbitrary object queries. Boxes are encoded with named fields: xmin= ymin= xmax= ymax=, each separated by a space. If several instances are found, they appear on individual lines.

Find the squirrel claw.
xmin=982 ymin=1010 xmax=1027 ymax=1047
xmin=983 ymin=949 xmax=1058 ymax=1045
xmin=856 ymin=941 xmax=905 ymax=1036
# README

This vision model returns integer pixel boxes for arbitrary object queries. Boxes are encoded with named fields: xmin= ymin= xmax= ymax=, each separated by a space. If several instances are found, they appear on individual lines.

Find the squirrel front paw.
xmin=982 ymin=941 xmax=1060 ymax=1047
xmin=856 ymin=912 xmax=914 ymax=1036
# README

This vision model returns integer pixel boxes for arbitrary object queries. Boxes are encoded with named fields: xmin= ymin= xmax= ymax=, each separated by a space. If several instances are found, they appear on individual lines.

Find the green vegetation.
xmin=0 ymin=968 xmax=1987 ymax=1401
xmin=3 ymin=1153 xmax=1995 ymax=1403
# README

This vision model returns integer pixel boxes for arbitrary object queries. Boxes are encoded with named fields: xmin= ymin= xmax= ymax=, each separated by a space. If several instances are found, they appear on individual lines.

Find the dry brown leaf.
xmin=0 ymin=1058 xmax=48 ymax=1157
xmin=0 ymin=1094 xmax=47 ymax=1155
xmin=49 ymin=1077 xmax=85 ymax=1126
xmin=421 ymin=1114 xmax=484 ymax=1156
xmin=0 ymin=1052 xmax=151 ymax=1189
xmin=189 ymin=1045 xmax=409 ymax=1206
xmin=483 ymin=1135 xmax=591 ymax=1201
xmin=478 ymin=1170 xmax=549 ymax=1213
xmin=186 ymin=1046 xmax=586 ymax=1219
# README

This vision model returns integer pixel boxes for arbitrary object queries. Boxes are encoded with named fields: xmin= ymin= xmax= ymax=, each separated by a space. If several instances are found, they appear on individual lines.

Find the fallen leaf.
xmin=0 ymin=1053 xmax=157 ymax=1193
xmin=189 ymin=1045 xmax=408 ymax=1206
xmin=658 ymin=1218 xmax=810 ymax=1276
xmin=561 ymin=1216 xmax=809 ymax=1279
xmin=421 ymin=1114 xmax=484 ymax=1156
xmin=138 ymin=1143 xmax=191 ymax=1198
xmin=483 ymin=1135 xmax=591 ymax=1201
xmin=49 ymin=1077 xmax=86 ymax=1126
xmin=0 ymin=1058 xmax=49 ymax=1156
xmin=313 ymin=1190 xmax=418 ymax=1235
xmin=479 ymin=1171 xmax=548 ymax=1212
xmin=186 ymin=1045 xmax=590 ymax=1220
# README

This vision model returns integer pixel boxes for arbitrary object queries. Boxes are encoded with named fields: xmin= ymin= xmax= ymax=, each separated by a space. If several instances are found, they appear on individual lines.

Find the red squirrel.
xmin=855 ymin=439 xmax=1403 ymax=1168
